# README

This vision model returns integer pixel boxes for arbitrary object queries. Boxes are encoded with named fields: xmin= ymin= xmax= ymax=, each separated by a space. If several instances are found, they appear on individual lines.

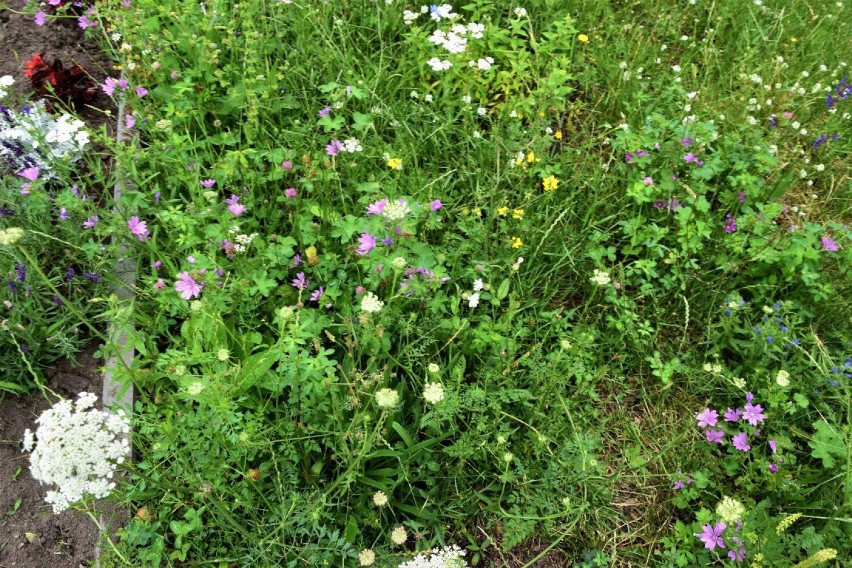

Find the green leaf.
xmin=496 ymin=278 xmax=510 ymax=300
xmin=809 ymin=420 xmax=847 ymax=469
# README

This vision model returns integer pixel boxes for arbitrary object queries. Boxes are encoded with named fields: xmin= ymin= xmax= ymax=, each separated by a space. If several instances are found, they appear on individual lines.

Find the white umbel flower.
xmin=398 ymin=545 xmax=468 ymax=567
xmin=23 ymin=392 xmax=130 ymax=514
xmin=590 ymin=269 xmax=611 ymax=286
xmin=423 ymin=382 xmax=445 ymax=404
xmin=361 ymin=292 xmax=384 ymax=313
xmin=375 ymin=388 xmax=400 ymax=409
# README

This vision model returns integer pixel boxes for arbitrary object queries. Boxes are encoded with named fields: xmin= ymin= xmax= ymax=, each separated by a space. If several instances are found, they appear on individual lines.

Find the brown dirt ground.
xmin=0 ymin=347 xmax=107 ymax=568
xmin=0 ymin=1 xmax=116 ymax=132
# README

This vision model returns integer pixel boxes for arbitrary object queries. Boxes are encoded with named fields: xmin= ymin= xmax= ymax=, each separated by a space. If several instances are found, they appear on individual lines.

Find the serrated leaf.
xmin=809 ymin=420 xmax=846 ymax=469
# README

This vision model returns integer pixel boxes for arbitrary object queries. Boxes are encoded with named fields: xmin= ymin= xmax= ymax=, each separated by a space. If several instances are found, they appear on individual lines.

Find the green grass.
xmin=3 ymin=0 xmax=851 ymax=566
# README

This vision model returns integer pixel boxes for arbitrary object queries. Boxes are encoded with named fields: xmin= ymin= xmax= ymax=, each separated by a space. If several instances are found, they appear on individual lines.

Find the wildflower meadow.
xmin=1 ymin=0 xmax=850 ymax=566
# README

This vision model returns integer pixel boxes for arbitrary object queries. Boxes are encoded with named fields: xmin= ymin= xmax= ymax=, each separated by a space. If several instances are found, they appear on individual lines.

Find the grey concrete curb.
xmin=95 ymin=87 xmax=135 ymax=567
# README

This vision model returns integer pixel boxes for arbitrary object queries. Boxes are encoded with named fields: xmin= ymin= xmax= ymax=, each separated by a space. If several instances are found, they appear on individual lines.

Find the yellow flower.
xmin=526 ymin=151 xmax=536 ymax=163
xmin=512 ymin=208 xmax=524 ymax=220
xmin=578 ymin=34 xmax=589 ymax=43
xmin=386 ymin=157 xmax=402 ymax=170
xmin=554 ymin=130 xmax=563 ymax=140
xmin=510 ymin=236 xmax=523 ymax=249
xmin=542 ymin=175 xmax=559 ymax=192
xmin=497 ymin=206 xmax=509 ymax=217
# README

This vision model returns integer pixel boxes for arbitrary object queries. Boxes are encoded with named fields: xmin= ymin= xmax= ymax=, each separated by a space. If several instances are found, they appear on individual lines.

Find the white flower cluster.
xmin=228 ymin=225 xmax=258 ymax=253
xmin=343 ymin=138 xmax=363 ymax=152
xmin=22 ymin=392 xmax=130 ymax=514
xmin=397 ymin=545 xmax=468 ymax=568
xmin=0 ymin=99 xmax=90 ymax=178
xmin=361 ymin=292 xmax=384 ymax=313
xmin=590 ymin=269 xmax=611 ymax=286
xmin=382 ymin=199 xmax=411 ymax=222
xmin=0 ymin=75 xmax=14 ymax=99
xmin=468 ymin=57 xmax=494 ymax=71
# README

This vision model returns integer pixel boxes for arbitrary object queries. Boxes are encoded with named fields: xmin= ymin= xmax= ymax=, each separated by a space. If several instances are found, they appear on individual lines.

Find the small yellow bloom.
xmin=526 ymin=151 xmax=536 ymax=163
xmin=538 ymin=111 xmax=545 ymax=117
xmin=512 ymin=208 xmax=524 ymax=220
xmin=542 ymin=175 xmax=559 ymax=192
xmin=578 ymin=34 xmax=589 ymax=43
xmin=790 ymin=37 xmax=797 ymax=43
xmin=554 ymin=130 xmax=563 ymax=140
xmin=497 ymin=206 xmax=509 ymax=217
xmin=472 ymin=208 xmax=482 ymax=217
xmin=386 ymin=157 xmax=403 ymax=170
xmin=510 ymin=236 xmax=523 ymax=249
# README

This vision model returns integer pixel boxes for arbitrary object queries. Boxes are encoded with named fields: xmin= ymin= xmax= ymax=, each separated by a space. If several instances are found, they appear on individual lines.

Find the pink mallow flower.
xmin=695 ymin=522 xmax=727 ymax=551
xmin=821 ymin=237 xmax=839 ymax=252
xmin=135 ymin=86 xmax=149 ymax=97
xmin=742 ymin=402 xmax=766 ymax=426
xmin=127 ymin=216 xmax=149 ymax=241
xmin=367 ymin=199 xmax=388 ymax=215
xmin=174 ymin=272 xmax=202 ymax=299
xmin=35 ymin=11 xmax=47 ymax=26
xmin=18 ymin=167 xmax=40 ymax=181
xmin=695 ymin=408 xmax=719 ymax=428
xmin=152 ymin=278 xmax=165 ymax=290
xmin=430 ymin=199 xmax=443 ymax=211
xmin=356 ymin=232 xmax=376 ymax=256
xmin=201 ymin=179 xmax=216 ymax=188
xmin=732 ymin=432 xmax=750 ymax=452
xmin=326 ymin=140 xmax=344 ymax=156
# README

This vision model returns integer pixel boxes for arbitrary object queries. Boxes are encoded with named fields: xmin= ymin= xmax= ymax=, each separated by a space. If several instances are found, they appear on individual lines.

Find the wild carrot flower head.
xmin=22 ymin=392 xmax=130 ymax=514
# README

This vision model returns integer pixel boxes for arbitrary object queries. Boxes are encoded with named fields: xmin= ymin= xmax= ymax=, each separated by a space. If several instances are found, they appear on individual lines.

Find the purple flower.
xmin=732 ymin=432 xmax=750 ymax=452
xmin=34 ymin=11 xmax=47 ymax=26
xmin=65 ymin=268 xmax=75 ymax=282
xmin=125 ymin=114 xmax=135 ymax=129
xmin=282 ymin=161 xmax=293 ymax=171
xmin=724 ymin=214 xmax=737 ymax=234
xmin=769 ymin=463 xmax=779 ymax=473
xmin=695 ymin=522 xmax=727 ymax=550
xmin=728 ymin=539 xmax=746 ymax=562
xmin=318 ymin=106 xmax=331 ymax=117
xmin=83 ymin=272 xmax=100 ymax=283
xmin=430 ymin=199 xmax=443 ymax=211
xmin=742 ymin=402 xmax=765 ymax=426
xmin=18 ymin=167 xmax=40 ymax=181
xmin=357 ymin=232 xmax=377 ymax=256
xmin=224 ymin=194 xmax=240 ymax=205
xmin=309 ymin=286 xmax=325 ymax=303
xmin=153 ymin=260 xmax=163 ymax=270
xmin=821 ymin=236 xmax=839 ymax=252
xmin=326 ymin=139 xmax=344 ymax=156
xmin=78 ymin=15 xmax=94 ymax=29
xmin=367 ymin=199 xmax=388 ymax=215
xmin=642 ymin=176 xmax=653 ymax=186
xmin=695 ymin=408 xmax=719 ymax=428
xmin=291 ymin=272 xmax=309 ymax=290
xmin=724 ymin=408 xmax=742 ymax=422
xmin=187 ymin=256 xmax=196 ymax=264
xmin=228 ymin=203 xmax=245 ymax=216
xmin=768 ymin=439 xmax=777 ymax=453
xmin=135 ymin=86 xmax=149 ymax=97
xmin=201 ymin=179 xmax=216 ymax=188
xmin=746 ymin=392 xmax=754 ymax=403
xmin=128 ymin=216 xmax=149 ymax=241
xmin=59 ymin=207 xmax=69 ymax=220
xmin=673 ymin=480 xmax=685 ymax=491
xmin=684 ymin=152 xmax=697 ymax=163
xmin=53 ymin=295 xmax=63 ymax=306
xmin=284 ymin=188 xmax=297 ymax=199
xmin=103 ymin=77 xmax=118 ymax=96
xmin=382 ymin=237 xmax=394 ymax=246
xmin=174 ymin=272 xmax=202 ymax=299
xmin=15 ymin=263 xmax=26 ymax=283
xmin=705 ymin=429 xmax=725 ymax=444
xmin=155 ymin=191 xmax=161 ymax=204
xmin=681 ymin=136 xmax=694 ymax=148
xmin=738 ymin=191 xmax=747 ymax=203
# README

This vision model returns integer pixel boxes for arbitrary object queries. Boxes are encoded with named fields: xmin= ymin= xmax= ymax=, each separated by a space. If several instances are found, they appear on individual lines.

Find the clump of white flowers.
xmin=397 ymin=545 xmax=468 ymax=568
xmin=590 ymin=269 xmax=611 ymax=286
xmin=22 ymin=392 xmax=130 ymax=514
xmin=375 ymin=388 xmax=400 ymax=409
xmin=423 ymin=382 xmax=445 ymax=404
xmin=0 ymin=75 xmax=15 ymax=99
xmin=361 ymin=292 xmax=385 ymax=313
xmin=0 ymin=100 xmax=90 ymax=177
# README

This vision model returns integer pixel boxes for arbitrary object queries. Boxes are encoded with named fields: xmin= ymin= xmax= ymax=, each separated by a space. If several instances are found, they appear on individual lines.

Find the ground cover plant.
xmin=2 ymin=0 xmax=851 ymax=566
